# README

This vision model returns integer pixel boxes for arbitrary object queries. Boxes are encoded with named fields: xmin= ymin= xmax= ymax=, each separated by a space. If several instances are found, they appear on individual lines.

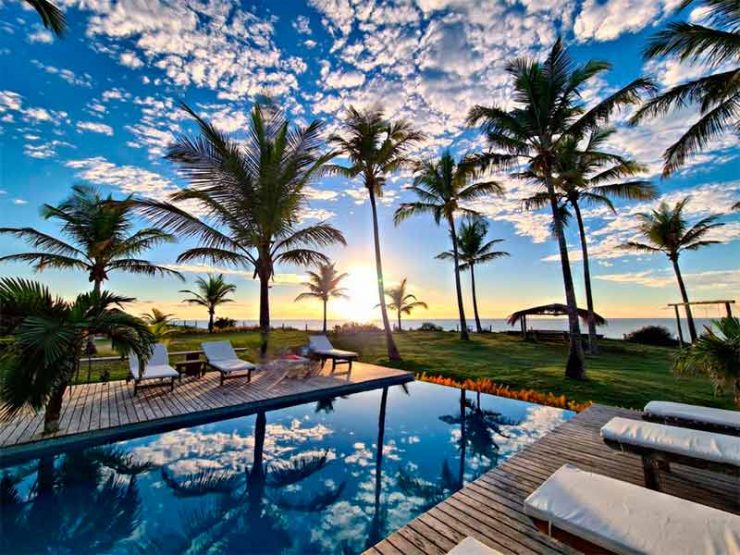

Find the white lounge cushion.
xmin=446 ymin=537 xmax=503 ymax=555
xmin=129 ymin=344 xmax=178 ymax=381
xmin=524 ymin=464 xmax=740 ymax=555
xmin=601 ymin=417 xmax=740 ymax=466
xmin=309 ymin=335 xmax=357 ymax=358
xmin=209 ymin=358 xmax=256 ymax=373
xmin=201 ymin=340 xmax=239 ymax=361
xmin=645 ymin=401 xmax=740 ymax=429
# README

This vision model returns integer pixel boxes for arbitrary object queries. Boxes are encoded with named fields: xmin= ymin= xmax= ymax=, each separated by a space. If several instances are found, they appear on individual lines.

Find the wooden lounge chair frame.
xmin=126 ymin=344 xmax=179 ymax=396
xmin=602 ymin=437 xmax=739 ymax=490
xmin=201 ymin=341 xmax=256 ymax=386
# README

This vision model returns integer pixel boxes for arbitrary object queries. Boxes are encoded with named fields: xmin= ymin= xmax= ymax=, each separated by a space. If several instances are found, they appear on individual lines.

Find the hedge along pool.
xmin=0 ymin=380 xmax=573 ymax=554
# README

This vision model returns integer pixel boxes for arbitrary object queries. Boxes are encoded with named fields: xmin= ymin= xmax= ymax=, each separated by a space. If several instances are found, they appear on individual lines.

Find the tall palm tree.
xmin=467 ymin=38 xmax=655 ymax=379
xmin=395 ymin=151 xmax=503 ymax=341
xmin=622 ymin=197 xmax=724 ymax=341
xmin=381 ymin=278 xmax=427 ymax=331
xmin=675 ymin=316 xmax=740 ymax=405
xmin=0 ymin=278 xmax=154 ymax=434
xmin=294 ymin=262 xmax=348 ymax=333
xmin=523 ymin=127 xmax=657 ymax=352
xmin=329 ymin=107 xmax=424 ymax=360
xmin=137 ymin=103 xmax=345 ymax=356
xmin=631 ymin=0 xmax=740 ymax=176
xmin=25 ymin=0 xmax=66 ymax=38
xmin=0 ymin=184 xmax=181 ymax=294
xmin=437 ymin=217 xmax=509 ymax=333
xmin=180 ymin=274 xmax=236 ymax=333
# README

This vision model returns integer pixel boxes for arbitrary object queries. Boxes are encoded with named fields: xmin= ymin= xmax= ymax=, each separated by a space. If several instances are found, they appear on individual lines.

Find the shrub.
xmin=418 ymin=322 xmax=443 ymax=332
xmin=625 ymin=325 xmax=678 ymax=347
xmin=333 ymin=322 xmax=381 ymax=335
xmin=214 ymin=317 xmax=237 ymax=329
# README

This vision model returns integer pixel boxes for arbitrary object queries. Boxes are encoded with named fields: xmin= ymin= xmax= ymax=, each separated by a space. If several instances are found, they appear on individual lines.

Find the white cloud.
xmin=31 ymin=60 xmax=93 ymax=87
xmin=27 ymin=28 xmax=53 ymax=44
xmin=12 ymin=198 xmax=28 ymax=205
xmin=293 ymin=15 xmax=312 ymax=35
xmin=119 ymin=51 xmax=144 ymax=69
xmin=596 ymin=269 xmax=740 ymax=291
xmin=65 ymin=156 xmax=178 ymax=200
xmin=573 ymin=0 xmax=677 ymax=42
xmin=77 ymin=121 xmax=114 ymax=136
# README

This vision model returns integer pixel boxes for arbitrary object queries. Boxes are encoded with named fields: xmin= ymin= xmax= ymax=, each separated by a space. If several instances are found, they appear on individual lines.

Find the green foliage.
xmin=0 ymin=184 xmax=181 ymax=291
xmin=294 ymin=263 xmax=348 ymax=303
xmin=674 ymin=317 xmax=740 ymax=404
xmin=625 ymin=325 xmax=679 ymax=347
xmin=418 ymin=322 xmax=444 ymax=331
xmin=214 ymin=317 xmax=237 ymax=329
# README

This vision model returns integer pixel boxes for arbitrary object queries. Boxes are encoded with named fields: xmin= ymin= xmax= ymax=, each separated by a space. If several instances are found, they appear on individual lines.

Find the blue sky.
xmin=0 ymin=0 xmax=737 ymax=322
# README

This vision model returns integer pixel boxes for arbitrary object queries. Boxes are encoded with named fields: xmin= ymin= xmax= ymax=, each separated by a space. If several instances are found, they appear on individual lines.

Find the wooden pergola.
xmin=507 ymin=303 xmax=607 ymax=337
xmin=667 ymin=299 xmax=735 ymax=346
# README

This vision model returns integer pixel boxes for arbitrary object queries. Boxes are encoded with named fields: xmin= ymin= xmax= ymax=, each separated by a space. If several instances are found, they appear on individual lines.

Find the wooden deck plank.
xmin=0 ymin=362 xmax=412 ymax=463
xmin=367 ymin=403 xmax=739 ymax=555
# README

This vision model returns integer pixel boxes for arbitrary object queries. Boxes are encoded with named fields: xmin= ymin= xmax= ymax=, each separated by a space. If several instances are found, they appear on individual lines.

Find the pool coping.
xmin=0 ymin=370 xmax=413 ymax=468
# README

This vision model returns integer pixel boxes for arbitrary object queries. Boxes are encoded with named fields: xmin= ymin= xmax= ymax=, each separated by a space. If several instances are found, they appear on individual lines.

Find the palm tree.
xmin=0 ymin=184 xmax=181 ymax=295
xmin=622 ymin=197 xmax=724 ymax=341
xmin=674 ymin=317 xmax=740 ymax=405
xmin=137 ymin=103 xmax=345 ymax=356
xmin=380 ymin=278 xmax=427 ymax=331
xmin=294 ymin=262 xmax=348 ymax=333
xmin=141 ymin=308 xmax=176 ymax=341
xmin=437 ymin=217 xmax=509 ymax=333
xmin=467 ymin=38 xmax=655 ymax=379
xmin=395 ymin=151 xmax=503 ymax=341
xmin=0 ymin=278 xmax=154 ymax=434
xmin=329 ymin=107 xmax=424 ymax=360
xmin=631 ymin=0 xmax=740 ymax=176
xmin=180 ymin=274 xmax=236 ymax=333
xmin=25 ymin=0 xmax=66 ymax=38
xmin=523 ymin=127 xmax=657 ymax=352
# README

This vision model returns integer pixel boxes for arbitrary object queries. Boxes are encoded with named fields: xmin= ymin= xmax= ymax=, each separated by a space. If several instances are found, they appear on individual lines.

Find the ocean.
xmin=173 ymin=317 xmax=721 ymax=340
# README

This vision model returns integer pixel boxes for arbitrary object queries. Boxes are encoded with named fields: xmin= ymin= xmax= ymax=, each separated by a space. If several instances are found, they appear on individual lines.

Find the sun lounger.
xmin=127 ymin=343 xmax=179 ymax=396
xmin=446 ymin=537 xmax=503 ymax=555
xmin=644 ymin=401 xmax=740 ymax=435
xmin=308 ymin=335 xmax=358 ymax=371
xmin=601 ymin=416 xmax=740 ymax=489
xmin=201 ymin=340 xmax=256 ymax=385
xmin=524 ymin=464 xmax=740 ymax=555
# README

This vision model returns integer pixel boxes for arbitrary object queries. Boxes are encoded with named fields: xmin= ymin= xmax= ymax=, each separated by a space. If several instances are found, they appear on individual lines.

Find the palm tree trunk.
xmin=573 ymin=202 xmax=598 ymax=354
xmin=259 ymin=271 xmax=270 ymax=358
xmin=369 ymin=189 xmax=401 ymax=360
xmin=447 ymin=215 xmax=469 ymax=341
xmin=546 ymin=176 xmax=586 ymax=379
xmin=397 ymin=310 xmax=402 ymax=332
xmin=671 ymin=256 xmax=697 ymax=342
xmin=208 ymin=309 xmax=214 ymax=333
xmin=458 ymin=388 xmax=467 ymax=488
xmin=248 ymin=411 xmax=267 ymax=509
xmin=43 ymin=383 xmax=67 ymax=434
xmin=470 ymin=263 xmax=483 ymax=333
xmin=322 ymin=299 xmax=327 ymax=333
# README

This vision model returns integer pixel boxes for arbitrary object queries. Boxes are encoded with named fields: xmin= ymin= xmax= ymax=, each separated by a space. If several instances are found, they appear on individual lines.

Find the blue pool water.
xmin=0 ymin=381 xmax=572 ymax=554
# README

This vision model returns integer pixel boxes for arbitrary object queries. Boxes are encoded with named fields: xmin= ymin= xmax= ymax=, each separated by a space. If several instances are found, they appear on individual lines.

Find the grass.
xmin=79 ymin=329 xmax=734 ymax=410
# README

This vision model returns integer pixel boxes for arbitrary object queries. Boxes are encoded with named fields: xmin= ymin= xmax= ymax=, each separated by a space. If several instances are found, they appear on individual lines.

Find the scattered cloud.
xmin=596 ymin=269 xmax=740 ymax=291
xmin=77 ymin=121 xmax=114 ymax=135
xmin=31 ymin=60 xmax=93 ymax=87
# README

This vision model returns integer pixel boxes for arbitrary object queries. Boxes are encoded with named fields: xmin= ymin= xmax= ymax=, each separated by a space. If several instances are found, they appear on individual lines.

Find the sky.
xmin=0 ymin=0 xmax=738 ymax=323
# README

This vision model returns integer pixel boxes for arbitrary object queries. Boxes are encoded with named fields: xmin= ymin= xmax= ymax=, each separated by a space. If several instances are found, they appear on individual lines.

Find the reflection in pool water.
xmin=0 ymin=381 xmax=572 ymax=554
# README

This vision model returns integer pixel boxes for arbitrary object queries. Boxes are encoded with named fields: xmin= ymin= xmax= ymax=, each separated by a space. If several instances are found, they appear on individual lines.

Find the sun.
xmin=334 ymin=265 xmax=380 ymax=323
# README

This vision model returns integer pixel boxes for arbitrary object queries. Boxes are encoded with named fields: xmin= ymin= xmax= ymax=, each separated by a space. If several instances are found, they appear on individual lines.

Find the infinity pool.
xmin=0 ymin=380 xmax=572 ymax=554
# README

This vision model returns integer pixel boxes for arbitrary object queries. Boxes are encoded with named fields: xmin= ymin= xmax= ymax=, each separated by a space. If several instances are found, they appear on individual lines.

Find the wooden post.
xmin=672 ymin=305 xmax=685 ymax=347
xmin=725 ymin=302 xmax=733 ymax=318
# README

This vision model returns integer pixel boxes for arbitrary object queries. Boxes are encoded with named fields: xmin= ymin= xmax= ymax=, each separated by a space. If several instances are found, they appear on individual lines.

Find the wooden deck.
xmin=0 ymin=361 xmax=411 ymax=466
xmin=367 ymin=403 xmax=739 ymax=555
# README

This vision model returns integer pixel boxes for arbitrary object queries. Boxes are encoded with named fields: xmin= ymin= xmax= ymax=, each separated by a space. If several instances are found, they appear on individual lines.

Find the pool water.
xmin=0 ymin=381 xmax=572 ymax=554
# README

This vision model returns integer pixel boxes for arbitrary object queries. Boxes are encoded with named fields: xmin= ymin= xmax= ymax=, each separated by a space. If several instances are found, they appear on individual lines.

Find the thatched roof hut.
xmin=507 ymin=303 xmax=607 ymax=330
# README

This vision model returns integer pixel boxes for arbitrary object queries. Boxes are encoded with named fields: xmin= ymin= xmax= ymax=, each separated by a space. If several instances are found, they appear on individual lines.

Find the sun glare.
xmin=335 ymin=265 xmax=380 ymax=323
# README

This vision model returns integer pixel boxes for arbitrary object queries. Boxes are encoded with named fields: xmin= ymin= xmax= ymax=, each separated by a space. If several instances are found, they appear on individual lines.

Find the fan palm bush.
xmin=329 ymin=106 xmax=424 ymax=360
xmin=395 ymin=151 xmax=503 ymax=340
xmin=380 ymin=278 xmax=428 ymax=331
xmin=674 ymin=317 xmax=740 ymax=405
xmin=294 ymin=262 xmax=348 ymax=333
xmin=180 ymin=274 xmax=237 ymax=333
xmin=137 ymin=103 xmax=345 ymax=355
xmin=141 ymin=308 xmax=176 ymax=341
xmin=622 ymin=197 xmax=723 ymax=341
xmin=0 ymin=184 xmax=181 ymax=294
xmin=632 ymin=0 xmax=740 ymax=175
xmin=523 ymin=127 xmax=657 ymax=352
xmin=467 ymin=38 xmax=655 ymax=378
xmin=438 ymin=217 xmax=508 ymax=333
xmin=0 ymin=278 xmax=154 ymax=434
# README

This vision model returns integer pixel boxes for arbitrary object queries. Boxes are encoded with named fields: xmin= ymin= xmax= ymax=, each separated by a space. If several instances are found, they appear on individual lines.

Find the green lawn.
xmin=82 ymin=329 xmax=734 ymax=410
